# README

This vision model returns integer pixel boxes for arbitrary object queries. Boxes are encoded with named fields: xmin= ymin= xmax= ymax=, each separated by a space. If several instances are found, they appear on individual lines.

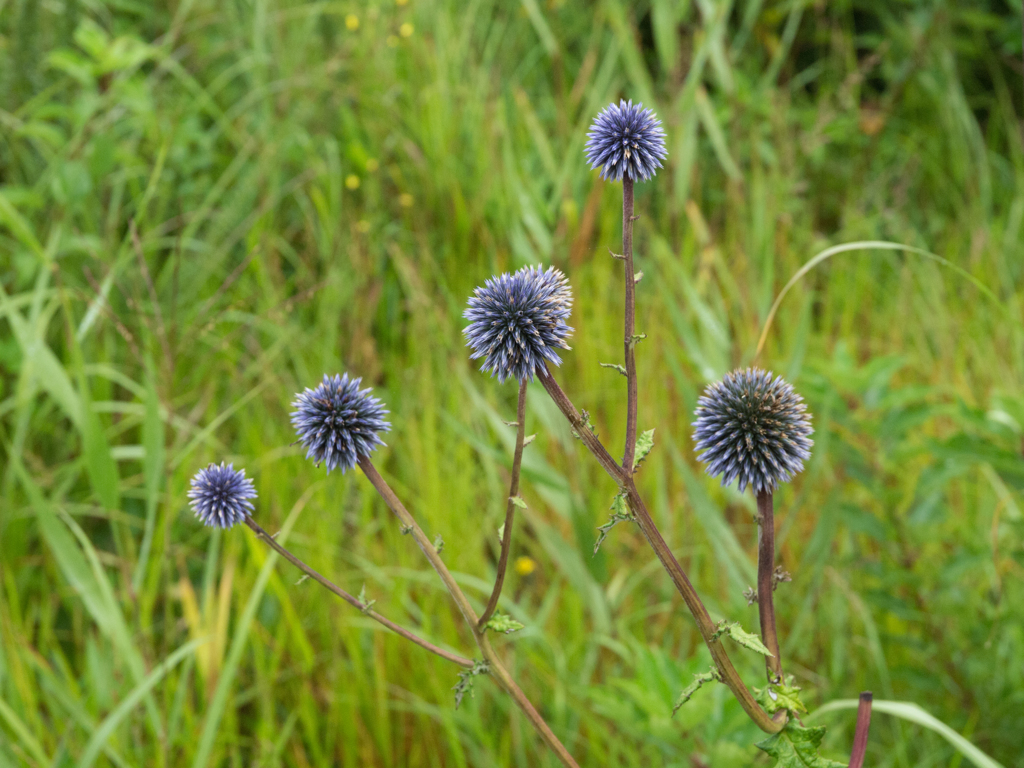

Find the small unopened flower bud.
xmin=188 ymin=463 xmax=256 ymax=528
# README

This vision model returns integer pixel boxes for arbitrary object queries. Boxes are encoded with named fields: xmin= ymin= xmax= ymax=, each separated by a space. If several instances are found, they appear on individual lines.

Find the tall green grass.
xmin=1 ymin=1 xmax=1023 ymax=766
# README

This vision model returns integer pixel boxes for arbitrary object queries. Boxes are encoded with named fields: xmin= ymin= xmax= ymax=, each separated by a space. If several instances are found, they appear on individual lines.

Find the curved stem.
xmin=479 ymin=380 xmax=528 ymax=629
xmin=243 ymin=517 xmax=473 ymax=668
xmin=537 ymin=365 xmax=784 ymax=733
xmin=756 ymin=489 xmax=783 ymax=682
xmin=622 ymin=176 xmax=639 ymax=473
xmin=848 ymin=692 xmax=873 ymax=768
xmin=623 ymin=482 xmax=783 ymax=732
xmin=358 ymin=457 xmax=581 ymax=768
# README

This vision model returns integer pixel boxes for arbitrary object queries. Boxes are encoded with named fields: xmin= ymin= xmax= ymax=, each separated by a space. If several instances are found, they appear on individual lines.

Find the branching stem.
xmin=536 ymin=365 xmax=784 ymax=734
xmin=479 ymin=379 xmax=528 ymax=629
xmin=243 ymin=517 xmax=474 ymax=668
xmin=756 ymin=489 xmax=783 ymax=682
xmin=358 ymin=457 xmax=581 ymax=768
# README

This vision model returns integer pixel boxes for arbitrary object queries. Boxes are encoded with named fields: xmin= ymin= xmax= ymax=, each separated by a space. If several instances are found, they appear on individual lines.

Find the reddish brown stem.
xmin=244 ymin=518 xmax=473 ymax=667
xmin=536 ymin=364 xmax=784 ymax=734
xmin=478 ymin=379 xmax=528 ymax=629
xmin=848 ymin=692 xmax=873 ymax=768
xmin=757 ymin=489 xmax=783 ymax=682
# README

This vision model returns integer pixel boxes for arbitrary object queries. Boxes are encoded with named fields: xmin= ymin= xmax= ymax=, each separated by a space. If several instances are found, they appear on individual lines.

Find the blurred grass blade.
xmin=78 ymin=370 xmax=120 ymax=514
xmin=0 ymin=698 xmax=49 ymax=767
xmin=133 ymin=361 xmax=165 ymax=590
xmin=190 ymin=486 xmax=315 ymax=768
xmin=811 ymin=699 xmax=1005 ymax=768
xmin=78 ymin=638 xmax=207 ymax=768
xmin=519 ymin=0 xmax=558 ymax=57
xmin=694 ymin=87 xmax=742 ymax=182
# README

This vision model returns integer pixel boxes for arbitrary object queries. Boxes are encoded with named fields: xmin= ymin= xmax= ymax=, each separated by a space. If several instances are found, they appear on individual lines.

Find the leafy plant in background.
xmin=189 ymin=100 xmax=880 ymax=767
xmin=3 ymin=2 xmax=1022 ymax=765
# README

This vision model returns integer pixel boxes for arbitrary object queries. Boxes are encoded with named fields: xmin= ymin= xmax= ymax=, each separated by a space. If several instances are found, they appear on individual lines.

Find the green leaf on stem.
xmin=502 ymin=419 xmax=519 ymax=427
xmin=433 ymin=534 xmax=445 ymax=553
xmin=594 ymin=491 xmax=634 ymax=554
xmin=634 ymin=270 xmax=644 ymax=284
xmin=510 ymin=495 xmax=527 ymax=509
xmin=629 ymin=333 xmax=647 ymax=348
xmin=633 ymin=428 xmax=655 ymax=470
xmin=484 ymin=614 xmax=525 ymax=634
xmin=713 ymin=620 xmax=773 ymax=657
xmin=453 ymin=660 xmax=490 ymax=708
xmin=600 ymin=362 xmax=627 ymax=377
xmin=572 ymin=410 xmax=599 ymax=440
xmin=523 ymin=433 xmax=537 ymax=447
xmin=756 ymin=676 xmax=808 ymax=715
xmin=672 ymin=667 xmax=721 ymax=714
xmin=755 ymin=723 xmax=845 ymax=768
xmin=357 ymin=584 xmax=375 ymax=613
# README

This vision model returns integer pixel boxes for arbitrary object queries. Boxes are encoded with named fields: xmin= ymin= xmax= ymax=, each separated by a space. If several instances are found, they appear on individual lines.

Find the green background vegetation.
xmin=2 ymin=0 xmax=1023 ymax=765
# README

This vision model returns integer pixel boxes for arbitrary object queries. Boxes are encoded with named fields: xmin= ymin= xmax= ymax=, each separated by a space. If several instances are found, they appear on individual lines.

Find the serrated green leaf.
xmin=453 ymin=660 xmax=489 ymax=708
xmin=713 ymin=621 xmax=773 ymax=656
xmin=755 ymin=723 xmax=846 ymax=768
xmin=633 ymin=428 xmax=655 ymax=470
xmin=672 ymin=667 xmax=720 ymax=714
xmin=756 ymin=679 xmax=808 ymax=715
xmin=510 ymin=495 xmax=527 ymax=509
xmin=727 ymin=622 xmax=773 ymax=656
xmin=594 ymin=491 xmax=634 ymax=554
xmin=484 ymin=614 xmax=524 ymax=634
xmin=600 ymin=362 xmax=627 ymax=377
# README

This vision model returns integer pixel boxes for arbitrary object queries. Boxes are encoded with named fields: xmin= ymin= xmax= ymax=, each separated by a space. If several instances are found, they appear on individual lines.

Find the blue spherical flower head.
xmin=188 ymin=462 xmax=256 ymax=528
xmin=464 ymin=265 xmax=574 ymax=383
xmin=692 ymin=368 xmax=813 ymax=494
xmin=291 ymin=373 xmax=391 ymax=473
xmin=585 ymin=100 xmax=667 ymax=182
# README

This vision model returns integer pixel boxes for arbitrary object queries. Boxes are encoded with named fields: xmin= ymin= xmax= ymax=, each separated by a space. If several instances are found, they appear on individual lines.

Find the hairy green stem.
xmin=756 ymin=489 xmax=783 ymax=682
xmin=358 ymin=457 xmax=581 ymax=768
xmin=622 ymin=176 xmax=639 ymax=473
xmin=537 ymin=365 xmax=784 ymax=733
xmin=479 ymin=379 xmax=529 ymax=629
xmin=243 ymin=517 xmax=474 ymax=668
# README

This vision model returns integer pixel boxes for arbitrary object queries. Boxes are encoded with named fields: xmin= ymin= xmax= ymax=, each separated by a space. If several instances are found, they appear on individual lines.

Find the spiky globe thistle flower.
xmin=692 ymin=369 xmax=814 ymax=494
xmin=291 ymin=374 xmax=391 ymax=473
xmin=585 ymin=100 xmax=668 ymax=183
xmin=188 ymin=463 xmax=256 ymax=528
xmin=463 ymin=265 xmax=574 ymax=383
